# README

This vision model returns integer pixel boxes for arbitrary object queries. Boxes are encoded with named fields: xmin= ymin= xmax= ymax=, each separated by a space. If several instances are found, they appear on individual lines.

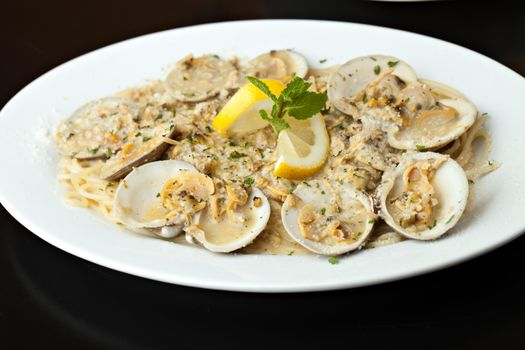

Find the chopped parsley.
xmin=228 ymin=141 xmax=237 ymax=147
xmin=205 ymin=125 xmax=212 ymax=133
xmin=182 ymin=92 xmax=196 ymax=97
xmin=156 ymin=192 xmax=160 ymax=198
xmin=373 ymin=65 xmax=381 ymax=75
xmin=320 ymin=208 xmax=326 ymax=215
xmin=228 ymin=151 xmax=247 ymax=160
xmin=445 ymin=215 xmax=455 ymax=224
xmin=105 ymin=148 xmax=113 ymax=158
xmin=135 ymin=132 xmax=142 ymax=137
xmin=88 ymin=146 xmax=100 ymax=154
xmin=154 ymin=113 xmax=163 ymax=121
xmin=387 ymin=61 xmax=399 ymax=67
xmin=328 ymin=256 xmax=339 ymax=265
xmin=319 ymin=58 xmax=327 ymax=63
xmin=219 ymin=197 xmax=226 ymax=203
xmin=244 ymin=177 xmax=255 ymax=186
xmin=142 ymin=136 xmax=152 ymax=142
xmin=288 ymin=250 xmax=295 ymax=256
xmin=416 ymin=145 xmax=427 ymax=151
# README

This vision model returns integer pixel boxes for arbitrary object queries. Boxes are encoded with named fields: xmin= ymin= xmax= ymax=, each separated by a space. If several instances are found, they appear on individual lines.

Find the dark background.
xmin=1 ymin=1 xmax=524 ymax=349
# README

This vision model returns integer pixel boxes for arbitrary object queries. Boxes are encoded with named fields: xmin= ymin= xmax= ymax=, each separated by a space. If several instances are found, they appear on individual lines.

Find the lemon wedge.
xmin=274 ymin=114 xmax=329 ymax=179
xmin=212 ymin=79 xmax=285 ymax=136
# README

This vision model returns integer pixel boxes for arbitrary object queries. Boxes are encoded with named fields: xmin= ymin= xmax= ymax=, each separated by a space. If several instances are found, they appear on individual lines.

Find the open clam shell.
xmin=189 ymin=187 xmax=271 ymax=253
xmin=328 ymin=55 xmax=418 ymax=116
xmin=165 ymin=54 xmax=239 ymax=102
xmin=376 ymin=151 xmax=469 ymax=240
xmin=55 ymin=97 xmax=139 ymax=160
xmin=386 ymin=97 xmax=477 ymax=150
xmin=281 ymin=179 xmax=375 ymax=255
xmin=113 ymin=160 xmax=197 ymax=230
xmin=244 ymin=49 xmax=309 ymax=82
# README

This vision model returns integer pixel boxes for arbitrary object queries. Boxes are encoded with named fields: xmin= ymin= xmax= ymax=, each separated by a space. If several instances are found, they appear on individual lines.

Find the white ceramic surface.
xmin=1 ymin=20 xmax=524 ymax=293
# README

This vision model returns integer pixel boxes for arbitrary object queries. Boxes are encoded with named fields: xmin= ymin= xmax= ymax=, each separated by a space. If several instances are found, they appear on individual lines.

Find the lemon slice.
xmin=274 ymin=114 xmax=329 ymax=179
xmin=212 ymin=79 xmax=285 ymax=136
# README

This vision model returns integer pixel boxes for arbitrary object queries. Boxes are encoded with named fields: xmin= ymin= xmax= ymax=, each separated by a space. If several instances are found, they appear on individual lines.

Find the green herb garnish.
xmin=320 ymin=208 xmax=326 ymax=215
xmin=244 ymin=177 xmax=255 ymax=186
xmin=319 ymin=58 xmax=327 ymax=63
xmin=228 ymin=151 xmax=247 ymax=160
xmin=387 ymin=61 xmax=399 ymax=67
xmin=246 ymin=76 xmax=327 ymax=134
xmin=328 ymin=256 xmax=339 ymax=265
xmin=142 ymin=136 xmax=152 ymax=142
xmin=88 ymin=146 xmax=100 ymax=154
xmin=373 ymin=65 xmax=381 ymax=75
xmin=416 ymin=145 xmax=426 ymax=151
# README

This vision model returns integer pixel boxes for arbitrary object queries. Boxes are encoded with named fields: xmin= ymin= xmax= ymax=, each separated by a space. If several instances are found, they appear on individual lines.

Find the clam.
xmin=244 ymin=50 xmax=308 ymax=82
xmin=386 ymin=95 xmax=477 ymax=150
xmin=281 ymin=179 xmax=376 ymax=255
xmin=165 ymin=54 xmax=239 ymax=102
xmin=114 ymin=159 xmax=271 ymax=251
xmin=376 ymin=151 xmax=468 ymax=240
xmin=55 ymin=97 xmax=139 ymax=159
xmin=113 ymin=160 xmax=198 ymax=237
xmin=328 ymin=55 xmax=418 ymax=116
xmin=187 ymin=187 xmax=271 ymax=253
xmin=100 ymin=123 xmax=177 ymax=181
xmin=328 ymin=55 xmax=477 ymax=151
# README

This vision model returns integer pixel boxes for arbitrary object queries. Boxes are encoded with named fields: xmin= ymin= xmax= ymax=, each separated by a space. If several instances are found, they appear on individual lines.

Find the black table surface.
xmin=1 ymin=1 xmax=524 ymax=349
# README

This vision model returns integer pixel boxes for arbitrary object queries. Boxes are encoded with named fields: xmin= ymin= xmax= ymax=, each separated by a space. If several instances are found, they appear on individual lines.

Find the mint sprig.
xmin=246 ymin=76 xmax=327 ymax=133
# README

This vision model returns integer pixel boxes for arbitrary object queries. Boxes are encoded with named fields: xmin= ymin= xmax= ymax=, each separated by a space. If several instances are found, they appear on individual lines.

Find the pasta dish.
xmin=55 ymin=51 xmax=498 ymax=257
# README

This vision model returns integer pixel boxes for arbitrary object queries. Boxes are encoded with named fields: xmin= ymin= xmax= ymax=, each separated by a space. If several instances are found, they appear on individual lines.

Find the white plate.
xmin=1 ymin=20 xmax=524 ymax=292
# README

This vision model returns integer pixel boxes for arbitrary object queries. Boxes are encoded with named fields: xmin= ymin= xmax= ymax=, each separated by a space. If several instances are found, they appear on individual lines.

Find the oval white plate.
xmin=1 ymin=20 xmax=524 ymax=292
